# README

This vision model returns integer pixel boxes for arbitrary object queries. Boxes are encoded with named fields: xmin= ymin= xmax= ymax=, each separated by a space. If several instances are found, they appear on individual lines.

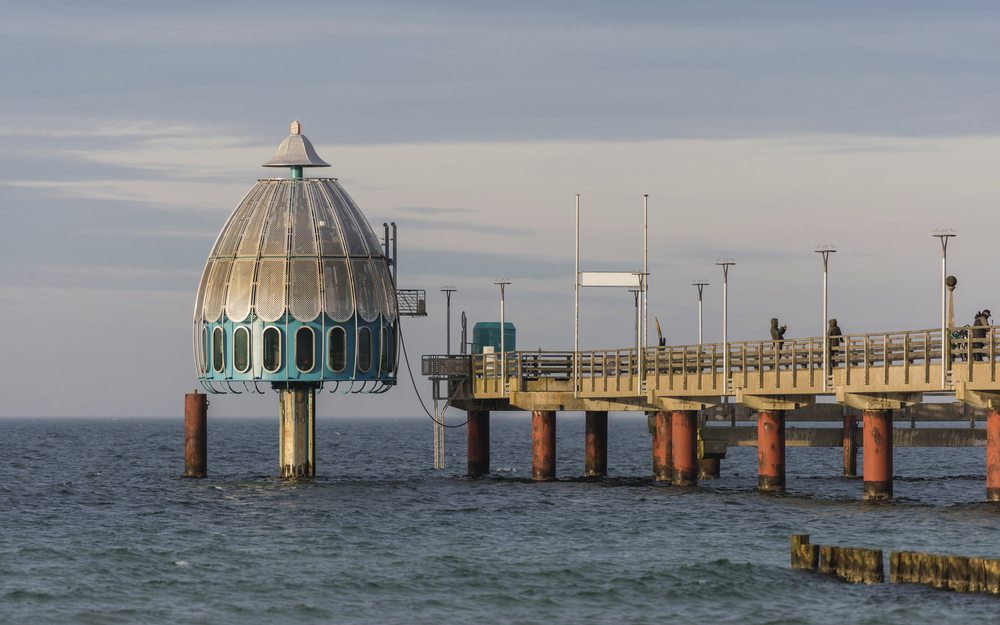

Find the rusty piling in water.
xmin=184 ymin=390 xmax=207 ymax=478
xmin=863 ymin=409 xmax=893 ymax=500
xmin=698 ymin=458 xmax=721 ymax=479
xmin=585 ymin=410 xmax=608 ymax=477
xmin=758 ymin=410 xmax=785 ymax=492
xmin=843 ymin=414 xmax=858 ymax=478
xmin=467 ymin=409 xmax=490 ymax=478
xmin=671 ymin=410 xmax=698 ymax=487
xmin=652 ymin=411 xmax=671 ymax=482
xmin=988 ymin=407 xmax=1000 ymax=501
xmin=532 ymin=410 xmax=556 ymax=481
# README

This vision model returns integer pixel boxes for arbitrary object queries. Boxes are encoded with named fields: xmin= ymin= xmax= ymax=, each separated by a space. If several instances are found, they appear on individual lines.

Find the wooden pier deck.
xmin=423 ymin=326 xmax=1000 ymax=413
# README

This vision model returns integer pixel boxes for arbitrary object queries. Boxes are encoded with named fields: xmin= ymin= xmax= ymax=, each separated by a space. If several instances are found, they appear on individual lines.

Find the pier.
xmin=423 ymin=326 xmax=1000 ymax=500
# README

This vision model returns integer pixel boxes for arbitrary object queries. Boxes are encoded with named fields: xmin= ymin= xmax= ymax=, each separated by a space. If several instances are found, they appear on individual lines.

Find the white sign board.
xmin=579 ymin=271 xmax=641 ymax=288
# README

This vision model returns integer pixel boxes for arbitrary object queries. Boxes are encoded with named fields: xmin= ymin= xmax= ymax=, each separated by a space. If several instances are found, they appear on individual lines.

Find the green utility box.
xmin=472 ymin=322 xmax=516 ymax=354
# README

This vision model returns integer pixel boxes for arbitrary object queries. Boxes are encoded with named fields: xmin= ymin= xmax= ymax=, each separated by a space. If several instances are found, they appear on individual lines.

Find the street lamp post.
xmin=494 ymin=279 xmax=511 ymax=393
xmin=933 ymin=229 xmax=956 ymax=388
xmin=716 ymin=259 xmax=735 ymax=394
xmin=815 ymin=246 xmax=836 ymax=392
xmin=692 ymin=279 xmax=709 ymax=345
xmin=441 ymin=286 xmax=456 ymax=355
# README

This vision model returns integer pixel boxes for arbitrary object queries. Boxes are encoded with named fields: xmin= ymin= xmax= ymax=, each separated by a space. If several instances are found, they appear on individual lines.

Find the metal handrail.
xmin=463 ymin=326 xmax=1000 ymax=397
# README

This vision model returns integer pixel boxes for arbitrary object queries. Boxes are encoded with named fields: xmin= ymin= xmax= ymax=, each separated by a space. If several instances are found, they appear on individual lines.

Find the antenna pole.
xmin=575 ymin=194 xmax=580 ymax=399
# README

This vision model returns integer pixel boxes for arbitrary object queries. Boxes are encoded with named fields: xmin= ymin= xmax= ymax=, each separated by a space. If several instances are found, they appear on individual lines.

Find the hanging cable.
xmin=397 ymin=317 xmax=476 ymax=428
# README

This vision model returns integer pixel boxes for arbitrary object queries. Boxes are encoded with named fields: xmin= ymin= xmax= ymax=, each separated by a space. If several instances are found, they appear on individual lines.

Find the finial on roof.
xmin=262 ymin=121 xmax=330 ymax=169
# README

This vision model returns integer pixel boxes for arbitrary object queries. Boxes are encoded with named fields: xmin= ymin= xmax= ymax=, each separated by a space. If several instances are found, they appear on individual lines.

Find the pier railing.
xmin=465 ymin=326 xmax=1000 ymax=399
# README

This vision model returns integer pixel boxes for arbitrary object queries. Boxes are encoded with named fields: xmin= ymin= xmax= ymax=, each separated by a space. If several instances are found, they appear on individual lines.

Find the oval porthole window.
xmin=328 ymin=327 xmax=347 ymax=372
xmin=212 ymin=326 xmax=224 ymax=373
xmin=358 ymin=327 xmax=372 ymax=373
xmin=233 ymin=327 xmax=250 ymax=373
xmin=262 ymin=327 xmax=281 ymax=373
xmin=379 ymin=327 xmax=390 ymax=373
xmin=202 ymin=327 xmax=209 ymax=373
xmin=296 ymin=327 xmax=315 ymax=372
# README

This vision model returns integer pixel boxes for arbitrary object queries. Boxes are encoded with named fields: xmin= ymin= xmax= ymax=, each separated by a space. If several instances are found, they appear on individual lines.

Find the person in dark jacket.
xmin=827 ymin=318 xmax=842 ymax=369
xmin=770 ymin=318 xmax=787 ymax=369
xmin=972 ymin=309 xmax=991 ymax=361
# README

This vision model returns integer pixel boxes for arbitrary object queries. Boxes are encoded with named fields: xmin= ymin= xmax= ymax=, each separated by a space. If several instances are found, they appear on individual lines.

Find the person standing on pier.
xmin=972 ymin=309 xmax=990 ymax=361
xmin=771 ymin=318 xmax=787 ymax=369
xmin=827 ymin=318 xmax=843 ymax=369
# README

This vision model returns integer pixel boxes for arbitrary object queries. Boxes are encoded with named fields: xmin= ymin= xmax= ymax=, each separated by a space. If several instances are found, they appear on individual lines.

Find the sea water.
xmin=2 ymin=415 xmax=999 ymax=624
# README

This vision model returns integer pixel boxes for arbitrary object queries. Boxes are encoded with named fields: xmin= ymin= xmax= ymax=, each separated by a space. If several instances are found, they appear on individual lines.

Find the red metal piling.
xmin=584 ymin=410 xmax=608 ymax=477
xmin=653 ymin=410 xmax=672 ymax=482
xmin=184 ymin=390 xmax=207 ymax=478
xmin=467 ymin=409 xmax=490 ymax=478
xmin=863 ymin=409 xmax=893 ymax=500
xmin=532 ymin=410 xmax=556 ymax=481
xmin=671 ymin=410 xmax=698 ymax=487
xmin=758 ymin=410 xmax=786 ymax=491
xmin=988 ymin=407 xmax=1000 ymax=502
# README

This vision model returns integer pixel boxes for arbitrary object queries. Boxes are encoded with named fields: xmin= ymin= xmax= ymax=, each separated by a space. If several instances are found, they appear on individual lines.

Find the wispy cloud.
xmin=395 ymin=218 xmax=536 ymax=238
xmin=87 ymin=228 xmax=217 ymax=239
xmin=5 ymin=179 xmax=249 ymax=210
xmin=40 ymin=264 xmax=199 ymax=280
xmin=395 ymin=206 xmax=473 ymax=215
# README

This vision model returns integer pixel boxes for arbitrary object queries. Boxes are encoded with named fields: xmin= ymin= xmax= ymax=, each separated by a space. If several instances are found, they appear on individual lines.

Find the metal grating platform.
xmin=397 ymin=289 xmax=427 ymax=316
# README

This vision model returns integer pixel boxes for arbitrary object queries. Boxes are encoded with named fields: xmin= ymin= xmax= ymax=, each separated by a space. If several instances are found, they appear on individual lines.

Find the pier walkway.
xmin=424 ymin=325 xmax=1000 ymax=412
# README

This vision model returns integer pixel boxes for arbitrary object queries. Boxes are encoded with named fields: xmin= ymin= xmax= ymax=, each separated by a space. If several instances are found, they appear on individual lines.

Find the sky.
xmin=1 ymin=1 xmax=999 ymax=417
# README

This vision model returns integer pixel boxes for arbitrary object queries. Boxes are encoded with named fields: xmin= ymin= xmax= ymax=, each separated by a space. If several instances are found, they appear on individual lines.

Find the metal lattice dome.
xmin=193 ymin=122 xmax=397 ymax=393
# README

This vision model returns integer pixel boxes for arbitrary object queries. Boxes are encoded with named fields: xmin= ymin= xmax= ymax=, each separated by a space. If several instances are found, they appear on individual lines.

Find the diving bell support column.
xmin=184 ymin=390 xmax=207 ymax=478
xmin=279 ymin=385 xmax=316 ymax=478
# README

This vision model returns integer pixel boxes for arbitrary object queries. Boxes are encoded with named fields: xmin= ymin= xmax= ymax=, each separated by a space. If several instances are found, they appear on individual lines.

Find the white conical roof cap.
xmin=262 ymin=121 xmax=330 ymax=168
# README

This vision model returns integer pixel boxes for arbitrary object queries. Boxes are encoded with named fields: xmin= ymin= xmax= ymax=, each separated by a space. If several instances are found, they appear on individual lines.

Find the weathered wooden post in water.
xmin=190 ymin=122 xmax=410 ymax=477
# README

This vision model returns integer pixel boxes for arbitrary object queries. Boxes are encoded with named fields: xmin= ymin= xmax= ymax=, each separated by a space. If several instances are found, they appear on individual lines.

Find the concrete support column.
xmin=653 ymin=411 xmax=671 ymax=482
xmin=532 ymin=410 xmax=556 ymax=481
xmin=988 ymin=407 xmax=1000 ymax=502
xmin=863 ymin=409 xmax=893 ymax=500
xmin=843 ymin=415 xmax=858 ymax=478
xmin=671 ymin=410 xmax=698 ymax=487
xmin=279 ymin=386 xmax=315 ymax=478
xmin=184 ymin=390 xmax=207 ymax=478
xmin=585 ymin=410 xmax=608 ymax=477
xmin=758 ymin=410 xmax=786 ymax=492
xmin=467 ymin=410 xmax=490 ymax=478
